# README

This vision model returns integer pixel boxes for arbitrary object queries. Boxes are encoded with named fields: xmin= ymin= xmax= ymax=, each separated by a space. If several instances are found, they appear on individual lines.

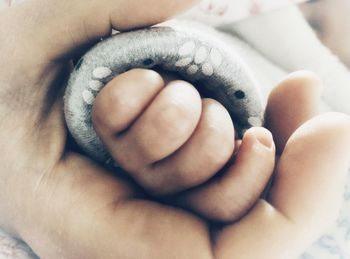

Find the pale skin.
xmin=301 ymin=0 xmax=350 ymax=67
xmin=0 ymin=1 xmax=350 ymax=259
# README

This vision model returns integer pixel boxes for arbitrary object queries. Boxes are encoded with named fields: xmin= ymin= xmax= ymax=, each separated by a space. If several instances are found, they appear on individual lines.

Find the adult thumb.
xmin=4 ymin=0 xmax=199 ymax=63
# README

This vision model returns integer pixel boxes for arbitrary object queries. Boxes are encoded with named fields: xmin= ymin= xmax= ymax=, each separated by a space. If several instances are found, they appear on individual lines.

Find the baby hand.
xmin=1 ymin=0 xmax=350 ymax=258
xmin=91 ymin=68 xmax=276 ymax=222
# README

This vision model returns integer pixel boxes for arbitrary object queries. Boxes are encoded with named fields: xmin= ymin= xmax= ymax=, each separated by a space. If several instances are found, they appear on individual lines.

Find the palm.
xmin=1 ymin=63 xmax=213 ymax=258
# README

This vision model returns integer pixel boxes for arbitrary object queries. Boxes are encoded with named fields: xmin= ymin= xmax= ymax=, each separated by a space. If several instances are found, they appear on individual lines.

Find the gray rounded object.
xmin=64 ymin=25 xmax=264 ymax=167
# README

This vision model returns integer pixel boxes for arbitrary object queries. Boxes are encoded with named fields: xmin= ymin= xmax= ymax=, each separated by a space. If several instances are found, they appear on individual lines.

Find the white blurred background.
xmin=301 ymin=0 xmax=350 ymax=67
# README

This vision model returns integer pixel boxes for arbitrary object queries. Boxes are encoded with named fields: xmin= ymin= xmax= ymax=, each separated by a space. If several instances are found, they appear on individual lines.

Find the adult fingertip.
xmin=283 ymin=70 xmax=323 ymax=89
xmin=265 ymin=71 xmax=323 ymax=154
xmin=269 ymin=112 xmax=350 ymax=234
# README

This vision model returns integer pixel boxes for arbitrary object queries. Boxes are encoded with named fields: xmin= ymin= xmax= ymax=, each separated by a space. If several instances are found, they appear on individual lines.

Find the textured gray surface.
xmin=64 ymin=25 xmax=264 ymax=166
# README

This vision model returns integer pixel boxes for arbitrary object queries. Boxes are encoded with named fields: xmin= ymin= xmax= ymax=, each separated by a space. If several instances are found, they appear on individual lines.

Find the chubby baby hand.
xmin=92 ymin=68 xmax=276 ymax=222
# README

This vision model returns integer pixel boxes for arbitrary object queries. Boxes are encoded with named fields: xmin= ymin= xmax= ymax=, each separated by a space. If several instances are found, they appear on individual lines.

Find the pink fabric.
xmin=182 ymin=0 xmax=308 ymax=26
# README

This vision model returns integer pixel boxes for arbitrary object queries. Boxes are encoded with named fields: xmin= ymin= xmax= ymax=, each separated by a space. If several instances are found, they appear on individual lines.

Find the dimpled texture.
xmin=64 ymin=25 xmax=264 ymax=167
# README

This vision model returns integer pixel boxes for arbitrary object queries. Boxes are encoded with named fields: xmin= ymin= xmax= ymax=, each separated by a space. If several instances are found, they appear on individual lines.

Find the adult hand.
xmin=0 ymin=1 xmax=349 ymax=258
xmin=216 ymin=72 xmax=350 ymax=258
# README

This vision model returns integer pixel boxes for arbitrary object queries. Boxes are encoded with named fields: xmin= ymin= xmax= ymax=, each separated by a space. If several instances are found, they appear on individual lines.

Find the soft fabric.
xmin=181 ymin=0 xmax=308 ymax=26
xmin=1 ymin=0 xmax=308 ymax=23
xmin=0 ymin=229 xmax=38 ymax=259
xmin=64 ymin=24 xmax=264 ymax=166
xmin=225 ymin=6 xmax=350 ymax=114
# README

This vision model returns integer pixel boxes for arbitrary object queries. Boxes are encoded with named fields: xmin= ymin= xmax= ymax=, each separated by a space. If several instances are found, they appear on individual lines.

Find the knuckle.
xmin=210 ymin=200 xmax=244 ymax=222
xmin=131 ymin=69 xmax=164 ymax=87
xmin=175 ymin=170 xmax=201 ymax=190
xmin=200 ymin=99 xmax=235 ymax=165
xmin=91 ymin=96 xmax=110 ymax=131
xmin=158 ymin=103 xmax=188 ymax=131
xmin=202 ymin=98 xmax=221 ymax=107
xmin=106 ymin=85 xmax=125 ymax=111
xmin=203 ymin=146 xmax=230 ymax=169
xmin=156 ymin=91 xmax=200 ymax=136
xmin=100 ymin=86 xmax=128 ymax=130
